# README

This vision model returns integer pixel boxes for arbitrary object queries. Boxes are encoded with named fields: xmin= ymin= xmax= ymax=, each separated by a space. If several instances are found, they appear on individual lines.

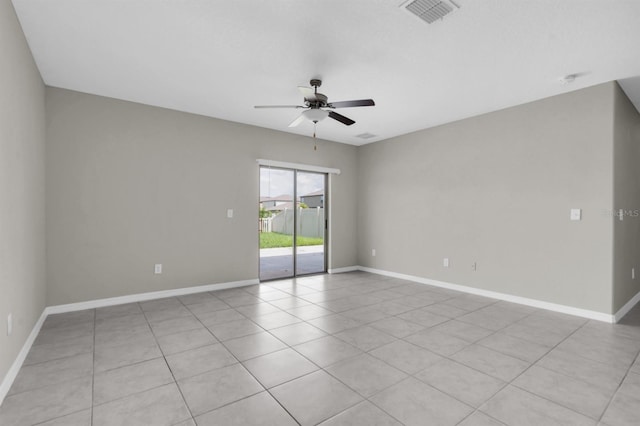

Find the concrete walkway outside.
xmin=259 ymin=245 xmax=325 ymax=280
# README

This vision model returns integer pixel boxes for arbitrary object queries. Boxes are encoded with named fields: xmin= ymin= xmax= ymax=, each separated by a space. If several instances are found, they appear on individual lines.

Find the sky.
xmin=260 ymin=167 xmax=324 ymax=198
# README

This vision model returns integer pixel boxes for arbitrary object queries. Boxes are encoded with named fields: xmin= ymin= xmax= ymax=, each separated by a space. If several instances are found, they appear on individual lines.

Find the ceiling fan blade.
xmin=328 ymin=111 xmax=355 ymax=126
xmin=328 ymin=99 xmax=375 ymax=108
xmin=288 ymin=115 xmax=306 ymax=128
xmin=254 ymin=105 xmax=304 ymax=109
xmin=298 ymin=86 xmax=317 ymax=101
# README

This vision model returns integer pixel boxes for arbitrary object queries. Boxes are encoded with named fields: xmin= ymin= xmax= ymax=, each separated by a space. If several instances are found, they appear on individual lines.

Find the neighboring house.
xmin=264 ymin=201 xmax=296 ymax=212
xmin=301 ymin=189 xmax=324 ymax=208
xmin=259 ymin=194 xmax=297 ymax=209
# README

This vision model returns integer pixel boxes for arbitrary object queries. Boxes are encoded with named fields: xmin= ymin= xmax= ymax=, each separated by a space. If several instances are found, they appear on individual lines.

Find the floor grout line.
xmin=140 ymin=299 xmax=197 ymax=425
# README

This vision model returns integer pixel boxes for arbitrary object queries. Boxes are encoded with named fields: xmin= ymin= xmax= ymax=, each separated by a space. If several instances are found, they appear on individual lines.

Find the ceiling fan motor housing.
xmin=306 ymin=93 xmax=328 ymax=107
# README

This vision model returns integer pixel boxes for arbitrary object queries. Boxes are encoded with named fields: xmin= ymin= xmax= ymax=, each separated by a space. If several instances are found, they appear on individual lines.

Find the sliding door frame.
xmin=258 ymin=165 xmax=328 ymax=281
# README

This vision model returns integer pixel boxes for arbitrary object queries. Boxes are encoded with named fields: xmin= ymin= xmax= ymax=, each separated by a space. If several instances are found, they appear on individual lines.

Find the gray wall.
xmin=613 ymin=83 xmax=640 ymax=312
xmin=46 ymin=88 xmax=357 ymax=305
xmin=0 ymin=0 xmax=46 ymax=385
xmin=357 ymin=83 xmax=615 ymax=314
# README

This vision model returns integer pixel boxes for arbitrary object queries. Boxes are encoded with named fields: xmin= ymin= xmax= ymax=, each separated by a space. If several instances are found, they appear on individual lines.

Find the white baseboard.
xmin=45 ymin=279 xmax=259 ymax=315
xmin=0 ymin=278 xmax=258 ymax=405
xmin=0 ymin=310 xmax=47 ymax=405
xmin=328 ymin=266 xmax=359 ymax=274
xmin=357 ymin=266 xmax=616 ymax=323
xmin=614 ymin=289 xmax=640 ymax=323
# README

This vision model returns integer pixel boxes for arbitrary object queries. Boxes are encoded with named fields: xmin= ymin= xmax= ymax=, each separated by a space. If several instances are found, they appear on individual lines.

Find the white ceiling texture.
xmin=12 ymin=0 xmax=640 ymax=145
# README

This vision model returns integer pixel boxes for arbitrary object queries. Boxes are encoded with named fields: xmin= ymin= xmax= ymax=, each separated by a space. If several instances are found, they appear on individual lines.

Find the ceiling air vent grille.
xmin=403 ymin=0 xmax=459 ymax=24
xmin=356 ymin=133 xmax=377 ymax=140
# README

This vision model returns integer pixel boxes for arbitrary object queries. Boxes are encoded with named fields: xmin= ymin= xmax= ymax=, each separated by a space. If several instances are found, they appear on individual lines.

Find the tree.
xmin=259 ymin=206 xmax=272 ymax=218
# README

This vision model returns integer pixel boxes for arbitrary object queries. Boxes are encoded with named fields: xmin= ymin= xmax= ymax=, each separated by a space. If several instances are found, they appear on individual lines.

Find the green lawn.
xmin=260 ymin=232 xmax=323 ymax=249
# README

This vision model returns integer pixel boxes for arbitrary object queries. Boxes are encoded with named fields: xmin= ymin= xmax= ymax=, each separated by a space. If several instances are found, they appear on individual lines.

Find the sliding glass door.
xmin=295 ymin=171 xmax=326 ymax=275
xmin=259 ymin=166 xmax=326 ymax=280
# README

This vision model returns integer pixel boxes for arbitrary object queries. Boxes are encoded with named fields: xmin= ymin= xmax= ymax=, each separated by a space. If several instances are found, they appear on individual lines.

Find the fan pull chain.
xmin=313 ymin=121 xmax=317 ymax=151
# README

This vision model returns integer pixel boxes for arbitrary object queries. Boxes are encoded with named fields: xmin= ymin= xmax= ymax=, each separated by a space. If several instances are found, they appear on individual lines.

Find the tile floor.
xmin=1 ymin=271 xmax=640 ymax=425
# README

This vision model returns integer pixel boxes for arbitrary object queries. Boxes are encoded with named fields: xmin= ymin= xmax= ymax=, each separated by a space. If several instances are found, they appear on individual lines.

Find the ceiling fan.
xmin=254 ymin=79 xmax=375 ymax=127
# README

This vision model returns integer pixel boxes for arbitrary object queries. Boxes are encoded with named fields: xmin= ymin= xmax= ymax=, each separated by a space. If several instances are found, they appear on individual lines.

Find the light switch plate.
xmin=154 ymin=264 xmax=162 ymax=274
xmin=443 ymin=258 xmax=449 ymax=267
xmin=227 ymin=209 xmax=233 ymax=218
xmin=570 ymin=209 xmax=581 ymax=221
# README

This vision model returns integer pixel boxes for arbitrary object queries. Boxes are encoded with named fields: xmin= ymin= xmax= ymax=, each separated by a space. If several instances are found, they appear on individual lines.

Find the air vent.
xmin=356 ymin=133 xmax=377 ymax=140
xmin=402 ymin=0 xmax=459 ymax=24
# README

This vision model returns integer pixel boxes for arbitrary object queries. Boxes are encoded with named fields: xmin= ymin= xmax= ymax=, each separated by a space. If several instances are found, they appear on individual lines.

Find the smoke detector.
xmin=401 ymin=0 xmax=461 ymax=24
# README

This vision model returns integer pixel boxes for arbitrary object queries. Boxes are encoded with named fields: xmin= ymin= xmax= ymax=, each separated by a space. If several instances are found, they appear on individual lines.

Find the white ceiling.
xmin=12 ymin=0 xmax=640 ymax=145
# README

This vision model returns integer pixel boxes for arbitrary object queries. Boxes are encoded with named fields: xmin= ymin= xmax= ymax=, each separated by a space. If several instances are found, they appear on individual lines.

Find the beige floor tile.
xmin=36 ymin=409 xmax=92 ymax=426
xmin=334 ymin=325 xmax=396 ymax=351
xmin=93 ymin=358 xmax=174 ymax=405
xmin=431 ymin=319 xmax=494 ymax=343
xmin=457 ymin=412 xmax=506 ymax=426
xmin=93 ymin=383 xmax=191 ymax=426
xmin=319 ymin=401 xmax=402 ymax=426
xmin=307 ymin=314 xmax=363 ymax=334
xmin=194 ymin=392 xmax=297 ymax=426
xmin=293 ymin=335 xmax=363 ymax=367
xmin=222 ymin=331 xmax=287 ymax=361
xmin=94 ymin=336 xmax=162 ymax=372
xmin=269 ymin=321 xmax=327 ymax=346
xmin=480 ymin=385 xmax=596 ymax=426
xmin=165 ymin=343 xmax=237 ymax=379
xmin=370 ymin=377 xmax=473 ymax=426
xmin=0 ymin=377 xmax=92 ymax=426
xmin=512 ymin=365 xmax=612 ymax=419
xmin=477 ymin=332 xmax=550 ymax=362
xmin=600 ymin=371 xmax=640 ymax=426
xmin=156 ymin=327 xmax=218 ymax=355
xmin=9 ymin=352 xmax=93 ymax=395
xmin=369 ymin=317 xmax=425 ymax=338
xmin=404 ymin=329 xmax=470 ymax=356
xmin=271 ymin=370 xmax=363 ymax=426
xmin=251 ymin=311 xmax=302 ymax=329
xmin=369 ymin=340 xmax=443 ymax=374
xmin=206 ymin=317 xmax=264 ymax=341
xmin=326 ymin=353 xmax=407 ymax=397
xmin=177 ymin=364 xmax=263 ymax=416
xmin=242 ymin=348 xmax=318 ymax=388
xmin=451 ymin=344 xmax=530 ymax=382
xmin=415 ymin=358 xmax=506 ymax=407
xmin=537 ymin=347 xmax=627 ymax=394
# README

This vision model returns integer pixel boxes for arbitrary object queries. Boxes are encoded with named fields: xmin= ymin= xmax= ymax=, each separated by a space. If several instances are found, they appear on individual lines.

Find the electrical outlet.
xmin=7 ymin=313 xmax=12 ymax=336
xmin=227 ymin=209 xmax=234 ymax=218
xmin=154 ymin=264 xmax=162 ymax=274
xmin=472 ymin=262 xmax=477 ymax=271
xmin=443 ymin=258 xmax=449 ymax=267
xmin=371 ymin=249 xmax=376 ymax=257
xmin=633 ymin=268 xmax=635 ymax=280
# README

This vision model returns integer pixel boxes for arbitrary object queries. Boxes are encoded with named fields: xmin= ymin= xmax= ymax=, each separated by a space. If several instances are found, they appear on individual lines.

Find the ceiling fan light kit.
xmin=254 ymin=79 xmax=375 ymax=135
xmin=302 ymin=108 xmax=329 ymax=122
